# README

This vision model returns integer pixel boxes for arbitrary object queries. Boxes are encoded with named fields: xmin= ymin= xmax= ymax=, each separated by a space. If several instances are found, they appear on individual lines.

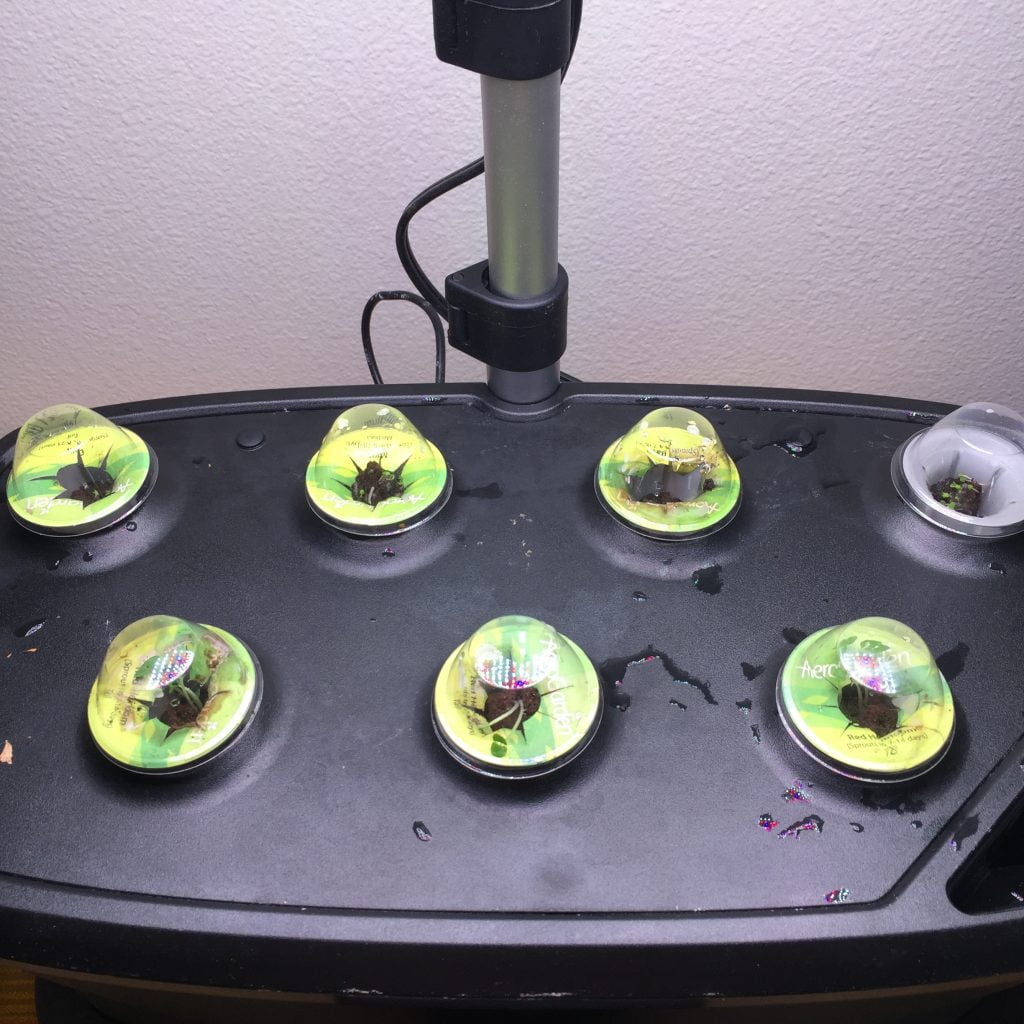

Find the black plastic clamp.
xmin=444 ymin=260 xmax=568 ymax=372
xmin=432 ymin=0 xmax=572 ymax=81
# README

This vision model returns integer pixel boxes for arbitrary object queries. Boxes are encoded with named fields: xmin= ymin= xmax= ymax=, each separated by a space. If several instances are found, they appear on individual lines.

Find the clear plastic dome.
xmin=595 ymin=407 xmax=741 ymax=538
xmin=776 ymin=617 xmax=955 ymax=782
xmin=892 ymin=402 xmax=1024 ymax=537
xmin=432 ymin=615 xmax=603 ymax=779
xmin=87 ymin=615 xmax=262 ymax=774
xmin=305 ymin=404 xmax=452 ymax=535
xmin=5 ymin=404 xmax=156 ymax=536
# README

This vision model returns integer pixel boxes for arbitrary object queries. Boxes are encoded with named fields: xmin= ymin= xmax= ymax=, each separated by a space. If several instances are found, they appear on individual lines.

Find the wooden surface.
xmin=0 ymin=967 xmax=34 ymax=1024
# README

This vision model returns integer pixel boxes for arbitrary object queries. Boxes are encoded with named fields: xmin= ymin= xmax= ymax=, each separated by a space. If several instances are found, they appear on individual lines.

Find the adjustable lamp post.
xmin=433 ymin=0 xmax=572 ymax=404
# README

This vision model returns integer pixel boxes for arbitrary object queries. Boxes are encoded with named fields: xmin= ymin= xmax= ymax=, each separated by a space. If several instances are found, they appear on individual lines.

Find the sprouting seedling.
xmin=340 ymin=457 xmax=410 ymax=507
xmin=462 ymin=658 xmax=572 ymax=738
xmin=126 ymin=636 xmax=228 ymax=736
xmin=929 ymin=474 xmax=983 ymax=516
xmin=130 ymin=675 xmax=211 ymax=736
xmin=824 ymin=659 xmax=944 ymax=741
xmin=33 ymin=448 xmax=115 ymax=507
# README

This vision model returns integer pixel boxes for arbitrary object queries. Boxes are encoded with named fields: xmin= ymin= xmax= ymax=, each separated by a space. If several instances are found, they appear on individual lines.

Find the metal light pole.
xmin=434 ymin=0 xmax=572 ymax=404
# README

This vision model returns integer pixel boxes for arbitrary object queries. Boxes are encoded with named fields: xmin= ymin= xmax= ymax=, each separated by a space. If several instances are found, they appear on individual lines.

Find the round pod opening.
xmin=892 ymin=402 xmax=1024 ymax=538
xmin=305 ymin=404 xmax=452 ymax=536
xmin=87 ymin=615 xmax=262 ymax=775
xmin=776 ymin=617 xmax=955 ymax=783
xmin=595 ymin=407 xmax=741 ymax=539
xmin=432 ymin=615 xmax=604 ymax=779
xmin=5 ymin=404 xmax=157 ymax=536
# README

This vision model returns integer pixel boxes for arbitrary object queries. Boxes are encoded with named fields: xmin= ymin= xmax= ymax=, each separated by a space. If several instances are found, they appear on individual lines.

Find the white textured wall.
xmin=2 ymin=1 xmax=1022 ymax=434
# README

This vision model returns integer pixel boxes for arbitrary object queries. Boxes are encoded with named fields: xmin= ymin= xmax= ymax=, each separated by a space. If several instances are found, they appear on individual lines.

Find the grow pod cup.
xmin=305 ymin=404 xmax=452 ymax=536
xmin=87 ymin=615 xmax=262 ymax=775
xmin=5 ymin=404 xmax=157 ymax=536
xmin=776 ymin=617 xmax=955 ymax=783
xmin=595 ymin=407 xmax=741 ymax=539
xmin=892 ymin=402 xmax=1024 ymax=538
xmin=432 ymin=615 xmax=604 ymax=779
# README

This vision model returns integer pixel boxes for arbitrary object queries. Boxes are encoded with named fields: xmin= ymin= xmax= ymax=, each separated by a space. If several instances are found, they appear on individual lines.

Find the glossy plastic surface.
xmin=0 ymin=384 xmax=1022 ymax=1002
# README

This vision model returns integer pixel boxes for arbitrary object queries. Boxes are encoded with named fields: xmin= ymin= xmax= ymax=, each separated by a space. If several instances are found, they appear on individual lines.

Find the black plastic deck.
xmin=1 ymin=384 xmax=1022 ymax=1000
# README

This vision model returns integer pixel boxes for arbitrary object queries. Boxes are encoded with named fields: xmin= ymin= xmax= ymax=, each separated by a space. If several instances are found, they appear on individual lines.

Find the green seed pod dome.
xmin=305 ymin=404 xmax=451 ymax=535
xmin=432 ymin=615 xmax=603 ymax=779
xmin=777 ymin=617 xmax=955 ymax=782
xmin=6 ymin=404 xmax=156 ymax=536
xmin=595 ymin=407 xmax=741 ymax=539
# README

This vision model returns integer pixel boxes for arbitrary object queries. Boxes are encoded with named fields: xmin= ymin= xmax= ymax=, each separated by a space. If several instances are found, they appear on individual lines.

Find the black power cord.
xmin=361 ymin=291 xmax=446 ymax=387
xmin=361 ymin=0 xmax=583 ymax=386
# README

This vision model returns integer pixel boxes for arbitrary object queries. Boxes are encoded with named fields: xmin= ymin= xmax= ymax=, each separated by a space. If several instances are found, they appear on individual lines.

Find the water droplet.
xmin=782 ymin=781 xmax=811 ymax=803
xmin=936 ymin=641 xmax=969 ymax=681
xmin=751 ymin=724 xmax=762 ymax=743
xmin=783 ymin=627 xmax=808 ymax=645
xmin=47 ymin=558 xmax=61 ymax=571
xmin=382 ymin=547 xmax=396 ymax=558
xmin=614 ymin=693 xmax=632 ymax=712
xmin=192 ymin=456 xmax=206 ymax=466
xmin=849 ymin=822 xmax=864 ymax=833
xmin=691 ymin=564 xmax=723 ymax=595
xmin=83 ymin=551 xmax=94 ymax=563
xmin=950 ymin=815 xmax=979 ymax=852
xmin=632 ymin=591 xmax=648 ymax=603
xmin=775 ymin=427 xmax=818 ymax=458
xmin=454 ymin=482 xmax=503 ymax=500
xmin=599 ymin=646 xmax=717 ymax=706
xmin=735 ymin=698 xmax=752 ymax=714
xmin=824 ymin=888 xmax=851 ymax=905
xmin=988 ymin=561 xmax=1007 ymax=575
xmin=741 ymin=662 xmax=765 ymax=681
xmin=413 ymin=821 xmax=432 ymax=842
xmin=911 ymin=820 xmax=923 ymax=830
xmin=778 ymin=815 xmax=824 ymax=838
xmin=758 ymin=813 xmax=778 ymax=832
xmin=668 ymin=698 xmax=686 ymax=710
xmin=860 ymin=788 xmax=925 ymax=815
xmin=125 ymin=521 xmax=137 ymax=532
xmin=14 ymin=619 xmax=46 ymax=638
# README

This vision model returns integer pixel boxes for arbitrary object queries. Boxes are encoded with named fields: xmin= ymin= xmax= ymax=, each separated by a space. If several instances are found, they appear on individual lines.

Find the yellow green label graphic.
xmin=305 ymin=404 xmax=451 ymax=535
xmin=6 ymin=404 xmax=154 ymax=535
xmin=88 ymin=616 xmax=262 ymax=774
xmin=432 ymin=615 xmax=603 ymax=778
xmin=777 ymin=617 xmax=955 ymax=781
xmin=595 ymin=407 xmax=741 ymax=538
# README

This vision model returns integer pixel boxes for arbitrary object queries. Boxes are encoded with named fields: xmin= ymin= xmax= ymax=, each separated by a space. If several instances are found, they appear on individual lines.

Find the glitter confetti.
xmin=782 ymin=780 xmax=811 ymax=803
xmin=778 ymin=814 xmax=824 ymax=838
xmin=758 ymin=813 xmax=779 ymax=832
xmin=824 ymin=888 xmax=851 ymax=904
